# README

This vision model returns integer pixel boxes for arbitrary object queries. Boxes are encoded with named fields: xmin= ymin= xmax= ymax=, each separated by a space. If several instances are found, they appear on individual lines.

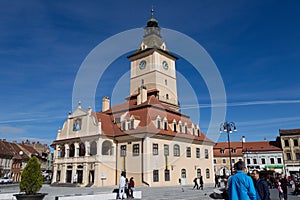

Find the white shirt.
xmin=119 ymin=176 xmax=126 ymax=187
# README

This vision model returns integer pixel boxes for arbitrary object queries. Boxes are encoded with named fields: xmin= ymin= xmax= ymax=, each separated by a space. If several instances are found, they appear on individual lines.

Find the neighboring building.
xmin=213 ymin=142 xmax=244 ymax=176
xmin=243 ymin=140 xmax=284 ymax=174
xmin=279 ymin=128 xmax=300 ymax=176
xmin=51 ymin=11 xmax=215 ymax=187
xmin=0 ymin=139 xmax=50 ymax=182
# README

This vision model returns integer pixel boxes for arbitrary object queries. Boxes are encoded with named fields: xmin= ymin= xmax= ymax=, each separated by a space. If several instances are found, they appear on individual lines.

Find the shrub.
xmin=20 ymin=156 xmax=43 ymax=195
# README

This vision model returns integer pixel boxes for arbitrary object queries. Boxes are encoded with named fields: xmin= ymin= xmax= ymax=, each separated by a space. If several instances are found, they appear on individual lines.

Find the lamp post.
xmin=220 ymin=122 xmax=237 ymax=175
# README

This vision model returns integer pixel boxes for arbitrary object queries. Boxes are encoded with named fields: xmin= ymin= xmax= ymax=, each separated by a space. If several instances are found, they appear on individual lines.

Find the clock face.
xmin=139 ymin=60 xmax=146 ymax=70
xmin=162 ymin=61 xmax=169 ymax=70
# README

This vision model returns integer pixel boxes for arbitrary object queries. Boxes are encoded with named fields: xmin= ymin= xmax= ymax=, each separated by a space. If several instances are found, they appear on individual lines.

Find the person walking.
xmin=199 ymin=175 xmax=204 ymax=190
xmin=251 ymin=170 xmax=270 ymax=200
xmin=193 ymin=177 xmax=199 ymax=190
xmin=128 ymin=177 xmax=135 ymax=198
xmin=215 ymin=174 xmax=219 ymax=188
xmin=118 ymin=171 xmax=126 ymax=199
xmin=227 ymin=161 xmax=256 ymax=200
xmin=280 ymin=175 xmax=288 ymax=200
xmin=276 ymin=178 xmax=284 ymax=200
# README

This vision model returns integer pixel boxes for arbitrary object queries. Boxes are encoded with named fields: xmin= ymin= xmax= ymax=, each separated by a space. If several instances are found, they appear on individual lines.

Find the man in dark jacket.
xmin=251 ymin=170 xmax=270 ymax=200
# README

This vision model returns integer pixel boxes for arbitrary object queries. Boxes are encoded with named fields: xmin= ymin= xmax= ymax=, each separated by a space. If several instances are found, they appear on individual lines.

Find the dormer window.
xmin=179 ymin=125 xmax=182 ymax=133
xmin=220 ymin=149 xmax=225 ymax=154
xmin=184 ymin=123 xmax=188 ymax=134
xmin=156 ymin=116 xmax=161 ymax=129
xmin=163 ymin=117 xmax=168 ymax=130
xmin=121 ymin=120 xmax=126 ymax=131
xmin=232 ymin=149 xmax=236 ymax=154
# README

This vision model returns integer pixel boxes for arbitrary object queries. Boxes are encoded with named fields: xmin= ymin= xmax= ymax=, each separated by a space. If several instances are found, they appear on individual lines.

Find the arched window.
xmin=90 ymin=141 xmax=97 ymax=156
xmin=174 ymin=144 xmax=180 ymax=157
xmin=181 ymin=169 xmax=186 ymax=178
xmin=69 ymin=143 xmax=75 ymax=157
xmin=102 ymin=140 xmax=113 ymax=155
xmin=79 ymin=143 xmax=85 ymax=156
xmin=156 ymin=116 xmax=161 ymax=129
xmin=197 ymin=168 xmax=201 ymax=178
xmin=206 ymin=168 xmax=210 ymax=179
xmin=166 ymin=94 xmax=169 ymax=100
xmin=173 ymin=123 xmax=177 ymax=132
xmin=60 ymin=145 xmax=65 ymax=158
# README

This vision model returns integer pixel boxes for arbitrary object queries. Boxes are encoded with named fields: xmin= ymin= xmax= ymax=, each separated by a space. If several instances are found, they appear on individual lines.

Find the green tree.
xmin=20 ymin=156 xmax=43 ymax=195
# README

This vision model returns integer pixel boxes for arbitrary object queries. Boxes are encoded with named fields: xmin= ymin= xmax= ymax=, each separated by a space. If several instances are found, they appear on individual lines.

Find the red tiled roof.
xmin=96 ymin=95 xmax=214 ymax=144
xmin=243 ymin=141 xmax=282 ymax=152
xmin=213 ymin=142 xmax=244 ymax=157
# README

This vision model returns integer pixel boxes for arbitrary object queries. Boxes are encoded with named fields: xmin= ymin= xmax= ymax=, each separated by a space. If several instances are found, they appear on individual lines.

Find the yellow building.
xmin=51 ymin=11 xmax=215 ymax=187
xmin=279 ymin=128 xmax=300 ymax=176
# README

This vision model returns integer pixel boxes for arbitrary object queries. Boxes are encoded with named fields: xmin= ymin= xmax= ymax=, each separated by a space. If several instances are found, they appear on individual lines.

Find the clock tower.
xmin=128 ymin=9 xmax=180 ymax=110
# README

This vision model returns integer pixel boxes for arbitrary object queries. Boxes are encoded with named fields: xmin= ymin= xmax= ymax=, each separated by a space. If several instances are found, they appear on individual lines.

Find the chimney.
xmin=102 ymin=96 xmax=110 ymax=112
xmin=242 ymin=136 xmax=245 ymax=143
xmin=137 ymin=86 xmax=147 ymax=105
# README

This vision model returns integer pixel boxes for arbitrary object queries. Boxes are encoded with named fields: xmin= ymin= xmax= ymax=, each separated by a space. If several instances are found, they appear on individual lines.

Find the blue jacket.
xmin=228 ymin=171 xmax=257 ymax=200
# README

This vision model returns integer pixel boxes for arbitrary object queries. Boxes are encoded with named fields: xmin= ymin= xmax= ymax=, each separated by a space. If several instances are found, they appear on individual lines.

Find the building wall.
xmin=280 ymin=134 xmax=300 ymax=175
xmin=116 ymin=137 xmax=214 ymax=187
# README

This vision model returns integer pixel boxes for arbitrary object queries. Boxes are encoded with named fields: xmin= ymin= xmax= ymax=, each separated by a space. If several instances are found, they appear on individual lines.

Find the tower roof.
xmin=135 ymin=8 xmax=168 ymax=52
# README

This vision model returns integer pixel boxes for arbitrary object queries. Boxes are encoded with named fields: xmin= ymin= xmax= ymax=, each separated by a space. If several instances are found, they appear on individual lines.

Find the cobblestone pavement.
xmin=0 ymin=183 xmax=299 ymax=199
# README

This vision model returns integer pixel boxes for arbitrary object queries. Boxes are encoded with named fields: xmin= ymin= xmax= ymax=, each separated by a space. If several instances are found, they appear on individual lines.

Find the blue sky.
xmin=0 ymin=0 xmax=299 ymax=145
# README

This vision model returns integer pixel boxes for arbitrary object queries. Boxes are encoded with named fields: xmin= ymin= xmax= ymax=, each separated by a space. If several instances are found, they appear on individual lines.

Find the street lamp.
xmin=220 ymin=122 xmax=237 ymax=175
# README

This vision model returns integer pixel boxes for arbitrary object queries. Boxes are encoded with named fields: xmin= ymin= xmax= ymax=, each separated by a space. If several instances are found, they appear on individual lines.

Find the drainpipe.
xmin=142 ymin=138 xmax=150 ymax=186
xmin=115 ymin=140 xmax=118 ymax=185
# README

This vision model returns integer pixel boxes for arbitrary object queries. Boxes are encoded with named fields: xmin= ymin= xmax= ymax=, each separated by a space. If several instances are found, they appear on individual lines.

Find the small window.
xmin=286 ymin=153 xmax=291 ymax=160
xmin=197 ymin=168 xmax=201 ymax=178
xmin=164 ymin=144 xmax=169 ymax=156
xmin=166 ymin=94 xmax=169 ymax=100
xmin=220 ymin=149 xmax=225 ymax=154
xmin=261 ymin=158 xmax=266 ymax=164
xmin=164 ymin=169 xmax=170 ymax=181
xmin=247 ymin=159 xmax=251 ymax=164
xmin=157 ymin=119 xmax=161 ymax=129
xmin=294 ymin=139 xmax=299 ymax=147
xmin=205 ymin=149 xmax=209 ymax=159
xmin=277 ymin=158 xmax=282 ymax=164
xmin=222 ymin=159 xmax=226 ymax=164
xmin=141 ymin=79 xmax=144 ymax=85
xmin=121 ymin=121 xmax=126 ymax=131
xmin=185 ymin=126 xmax=188 ymax=134
xmin=120 ymin=145 xmax=126 ymax=157
xmin=296 ymin=153 xmax=300 ymax=160
xmin=179 ymin=125 xmax=182 ymax=133
xmin=174 ymin=144 xmax=180 ymax=157
xmin=173 ymin=123 xmax=177 ymax=132
xmin=130 ymin=119 xmax=134 ymax=130
xmin=153 ymin=143 xmax=158 ymax=155
xmin=165 ymin=79 xmax=168 ymax=86
xmin=284 ymin=139 xmax=289 ymax=147
xmin=253 ymin=159 xmax=257 ymax=164
xmin=196 ymin=148 xmax=200 ymax=158
xmin=186 ymin=147 xmax=191 ymax=158
xmin=232 ymin=149 xmax=236 ymax=154
xmin=206 ymin=168 xmax=210 ymax=179
xmin=213 ymin=159 xmax=216 ymax=164
xmin=270 ymin=158 xmax=275 ymax=164
xmin=153 ymin=170 xmax=159 ymax=182
xmin=164 ymin=121 xmax=168 ymax=130
xmin=181 ymin=169 xmax=186 ymax=178
xmin=133 ymin=144 xmax=139 ymax=156
xmin=232 ymin=159 xmax=235 ymax=164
